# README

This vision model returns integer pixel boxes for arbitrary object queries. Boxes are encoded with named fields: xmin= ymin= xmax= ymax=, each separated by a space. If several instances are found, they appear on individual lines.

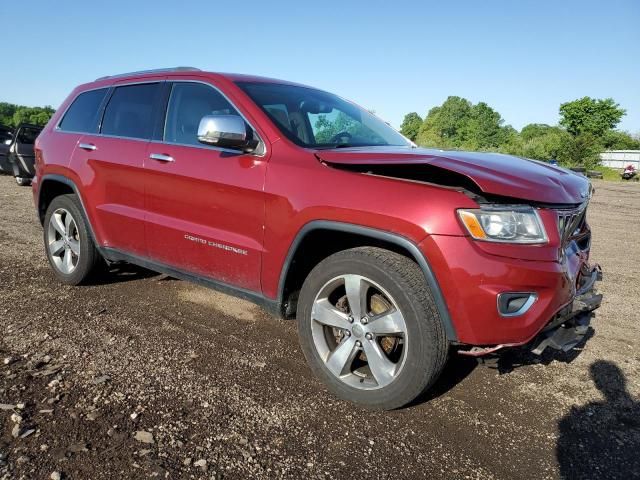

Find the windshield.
xmin=236 ymin=82 xmax=410 ymax=149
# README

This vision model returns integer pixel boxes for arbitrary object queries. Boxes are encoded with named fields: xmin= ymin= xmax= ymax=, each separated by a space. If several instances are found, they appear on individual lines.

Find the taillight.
xmin=34 ymin=148 xmax=43 ymax=172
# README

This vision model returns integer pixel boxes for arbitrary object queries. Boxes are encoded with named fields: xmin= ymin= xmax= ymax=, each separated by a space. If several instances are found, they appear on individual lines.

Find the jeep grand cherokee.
xmin=33 ymin=67 xmax=602 ymax=409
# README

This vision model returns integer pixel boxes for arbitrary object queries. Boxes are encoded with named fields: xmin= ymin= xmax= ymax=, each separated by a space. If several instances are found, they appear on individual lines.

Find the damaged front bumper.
xmin=459 ymin=264 xmax=603 ymax=357
xmin=531 ymin=264 xmax=602 ymax=354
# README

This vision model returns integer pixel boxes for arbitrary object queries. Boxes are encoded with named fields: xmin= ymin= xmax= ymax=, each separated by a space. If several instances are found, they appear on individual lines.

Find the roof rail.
xmin=95 ymin=67 xmax=201 ymax=81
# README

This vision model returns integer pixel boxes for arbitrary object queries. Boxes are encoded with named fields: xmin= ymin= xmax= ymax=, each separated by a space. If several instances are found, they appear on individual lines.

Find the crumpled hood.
xmin=316 ymin=147 xmax=591 ymax=204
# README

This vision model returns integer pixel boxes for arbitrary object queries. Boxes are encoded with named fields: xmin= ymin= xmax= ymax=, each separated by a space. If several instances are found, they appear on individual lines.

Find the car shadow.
xmin=88 ymin=262 xmax=169 ymax=286
xmin=406 ymin=329 xmax=597 ymax=409
xmin=556 ymin=360 xmax=640 ymax=479
xmin=492 ymin=329 xmax=595 ymax=374
xmin=406 ymin=352 xmax=479 ymax=407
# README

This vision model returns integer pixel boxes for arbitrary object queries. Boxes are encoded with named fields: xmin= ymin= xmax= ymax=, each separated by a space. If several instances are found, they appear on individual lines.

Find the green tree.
xmin=525 ymin=130 xmax=571 ymax=161
xmin=399 ymin=112 xmax=422 ymax=141
xmin=12 ymin=106 xmax=55 ymax=127
xmin=0 ymin=103 xmax=54 ymax=128
xmin=520 ymin=123 xmax=557 ymax=141
xmin=0 ymin=102 xmax=18 ymax=127
xmin=502 ymin=124 xmax=572 ymax=161
xmin=601 ymin=130 xmax=640 ymax=150
xmin=462 ymin=102 xmax=506 ymax=150
xmin=559 ymin=97 xmax=626 ymax=137
xmin=403 ymin=96 xmax=632 ymax=169
xmin=557 ymin=134 xmax=602 ymax=169
xmin=417 ymin=96 xmax=472 ymax=148
xmin=416 ymin=96 xmax=512 ymax=151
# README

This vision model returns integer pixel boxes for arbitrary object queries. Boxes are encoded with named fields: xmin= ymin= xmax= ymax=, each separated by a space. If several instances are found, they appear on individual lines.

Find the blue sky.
xmin=1 ymin=0 xmax=638 ymax=132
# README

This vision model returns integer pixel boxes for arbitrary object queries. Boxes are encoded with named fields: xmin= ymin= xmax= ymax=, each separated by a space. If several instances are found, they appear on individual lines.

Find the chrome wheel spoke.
xmin=367 ymin=310 xmax=405 ymax=335
xmin=313 ymin=299 xmax=351 ymax=329
xmin=63 ymin=249 xmax=74 ymax=273
xmin=344 ymin=275 xmax=367 ymax=320
xmin=49 ymin=239 xmax=65 ymax=256
xmin=325 ymin=336 xmax=359 ymax=377
xmin=52 ymin=213 xmax=66 ymax=236
xmin=362 ymin=340 xmax=396 ymax=387
xmin=64 ymin=213 xmax=74 ymax=236
xmin=68 ymin=238 xmax=80 ymax=256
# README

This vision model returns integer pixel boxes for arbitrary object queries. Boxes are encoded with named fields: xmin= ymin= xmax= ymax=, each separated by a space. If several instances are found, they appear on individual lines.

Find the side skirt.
xmin=100 ymin=247 xmax=282 ymax=317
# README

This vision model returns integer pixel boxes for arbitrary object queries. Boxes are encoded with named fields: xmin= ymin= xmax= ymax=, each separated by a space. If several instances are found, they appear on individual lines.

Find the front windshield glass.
xmin=236 ymin=82 xmax=410 ymax=149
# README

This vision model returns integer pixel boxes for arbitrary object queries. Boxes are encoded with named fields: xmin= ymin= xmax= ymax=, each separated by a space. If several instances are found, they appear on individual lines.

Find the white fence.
xmin=600 ymin=150 xmax=640 ymax=170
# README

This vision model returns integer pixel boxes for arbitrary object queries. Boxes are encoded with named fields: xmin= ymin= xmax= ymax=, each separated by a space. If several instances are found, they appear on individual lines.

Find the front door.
xmin=144 ymin=81 xmax=267 ymax=292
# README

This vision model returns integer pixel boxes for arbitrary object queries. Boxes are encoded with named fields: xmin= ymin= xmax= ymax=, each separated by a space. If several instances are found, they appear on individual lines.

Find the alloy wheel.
xmin=310 ymin=274 xmax=408 ymax=390
xmin=47 ymin=208 xmax=80 ymax=274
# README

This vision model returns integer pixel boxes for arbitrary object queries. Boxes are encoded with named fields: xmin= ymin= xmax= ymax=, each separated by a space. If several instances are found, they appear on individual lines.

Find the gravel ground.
xmin=0 ymin=175 xmax=638 ymax=480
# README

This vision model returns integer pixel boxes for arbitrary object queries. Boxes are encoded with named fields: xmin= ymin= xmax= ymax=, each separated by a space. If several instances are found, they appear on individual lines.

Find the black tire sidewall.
xmin=43 ymin=195 xmax=97 ymax=285
xmin=297 ymin=249 xmax=446 ymax=410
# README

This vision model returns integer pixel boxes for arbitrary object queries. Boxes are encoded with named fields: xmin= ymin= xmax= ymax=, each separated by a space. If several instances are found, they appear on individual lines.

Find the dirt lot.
xmin=0 ymin=175 xmax=638 ymax=480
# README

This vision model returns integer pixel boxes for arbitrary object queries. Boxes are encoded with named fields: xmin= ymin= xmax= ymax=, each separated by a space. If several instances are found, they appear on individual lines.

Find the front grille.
xmin=556 ymin=203 xmax=589 ymax=247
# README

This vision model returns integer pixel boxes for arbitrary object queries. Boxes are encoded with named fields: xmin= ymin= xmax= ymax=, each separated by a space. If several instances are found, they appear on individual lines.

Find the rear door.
xmin=144 ymin=80 xmax=267 ymax=291
xmin=70 ymin=79 xmax=164 ymax=256
xmin=10 ymin=125 xmax=42 ymax=177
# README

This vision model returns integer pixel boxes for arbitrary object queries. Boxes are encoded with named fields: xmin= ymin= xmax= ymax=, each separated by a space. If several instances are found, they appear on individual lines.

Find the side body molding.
xmin=277 ymin=221 xmax=458 ymax=341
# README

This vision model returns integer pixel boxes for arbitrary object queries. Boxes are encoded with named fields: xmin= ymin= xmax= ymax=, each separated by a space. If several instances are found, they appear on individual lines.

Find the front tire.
xmin=43 ymin=194 xmax=102 ymax=285
xmin=297 ymin=247 xmax=448 ymax=410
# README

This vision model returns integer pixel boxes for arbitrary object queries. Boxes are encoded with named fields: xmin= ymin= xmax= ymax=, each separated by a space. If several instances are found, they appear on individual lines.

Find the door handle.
xmin=78 ymin=143 xmax=97 ymax=151
xmin=149 ymin=153 xmax=174 ymax=162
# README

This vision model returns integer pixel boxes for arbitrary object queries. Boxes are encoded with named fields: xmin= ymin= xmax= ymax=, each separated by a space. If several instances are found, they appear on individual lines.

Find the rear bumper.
xmin=458 ymin=264 xmax=602 ymax=356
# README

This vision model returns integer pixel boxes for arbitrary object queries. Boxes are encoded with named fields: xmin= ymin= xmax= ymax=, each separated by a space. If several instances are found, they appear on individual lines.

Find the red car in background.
xmin=32 ymin=68 xmax=601 ymax=409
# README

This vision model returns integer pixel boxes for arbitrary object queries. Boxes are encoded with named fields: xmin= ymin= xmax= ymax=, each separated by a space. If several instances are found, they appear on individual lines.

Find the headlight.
xmin=458 ymin=206 xmax=547 ymax=244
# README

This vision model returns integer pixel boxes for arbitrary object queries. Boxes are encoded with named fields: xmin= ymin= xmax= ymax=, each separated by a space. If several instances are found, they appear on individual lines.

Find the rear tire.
xmin=43 ymin=194 xmax=103 ymax=285
xmin=297 ymin=247 xmax=448 ymax=410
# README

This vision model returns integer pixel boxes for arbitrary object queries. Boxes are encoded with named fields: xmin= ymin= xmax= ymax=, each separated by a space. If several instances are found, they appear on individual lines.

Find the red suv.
xmin=33 ymin=68 xmax=602 ymax=409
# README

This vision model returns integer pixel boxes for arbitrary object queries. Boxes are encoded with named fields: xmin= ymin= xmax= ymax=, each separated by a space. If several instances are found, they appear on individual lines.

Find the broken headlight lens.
xmin=458 ymin=206 xmax=547 ymax=244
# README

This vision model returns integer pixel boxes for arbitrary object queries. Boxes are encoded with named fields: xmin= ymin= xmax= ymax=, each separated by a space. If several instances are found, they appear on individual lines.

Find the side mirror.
xmin=197 ymin=115 xmax=255 ymax=152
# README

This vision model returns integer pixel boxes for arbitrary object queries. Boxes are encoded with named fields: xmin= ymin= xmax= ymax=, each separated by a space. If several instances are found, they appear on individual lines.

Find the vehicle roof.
xmin=212 ymin=72 xmax=308 ymax=86
xmin=82 ymin=68 xmax=311 ymax=91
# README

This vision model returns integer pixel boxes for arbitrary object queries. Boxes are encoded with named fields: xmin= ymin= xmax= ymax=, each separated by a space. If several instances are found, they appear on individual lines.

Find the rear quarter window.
xmin=58 ymin=88 xmax=109 ymax=133
xmin=101 ymin=83 xmax=161 ymax=140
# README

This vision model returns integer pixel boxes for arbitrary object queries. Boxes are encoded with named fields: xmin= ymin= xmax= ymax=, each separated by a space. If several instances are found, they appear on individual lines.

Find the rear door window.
xmin=101 ymin=83 xmax=161 ymax=140
xmin=58 ymin=88 xmax=109 ymax=133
